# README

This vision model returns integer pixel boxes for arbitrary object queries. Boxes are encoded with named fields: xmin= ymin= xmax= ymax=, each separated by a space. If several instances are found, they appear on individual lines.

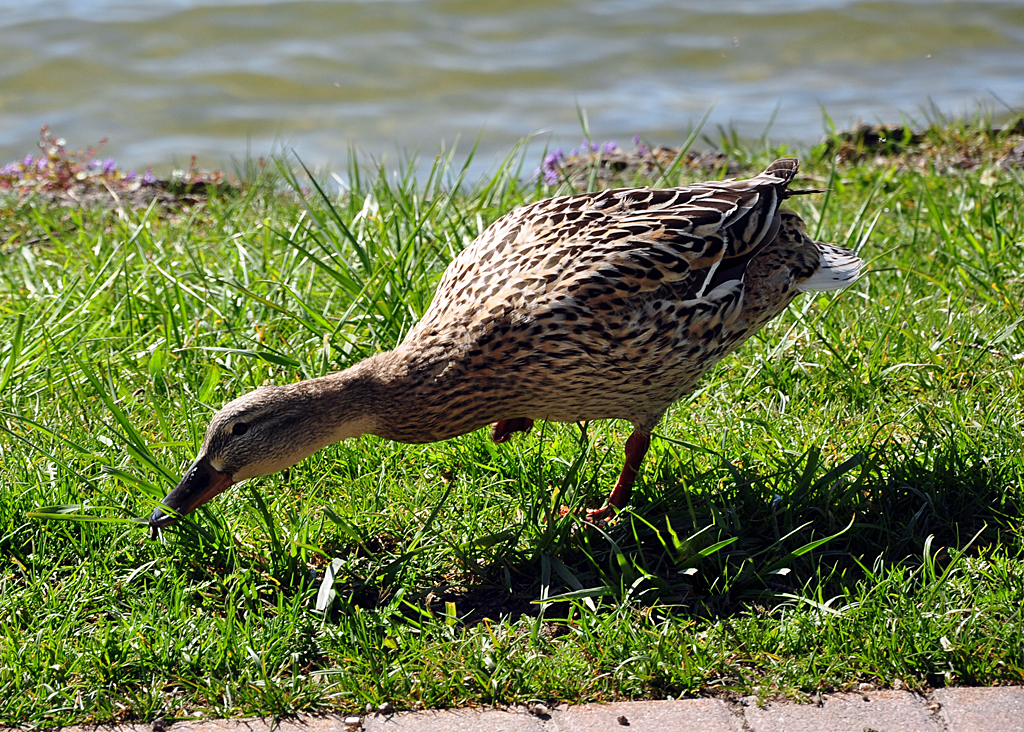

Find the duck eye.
xmin=231 ymin=422 xmax=249 ymax=436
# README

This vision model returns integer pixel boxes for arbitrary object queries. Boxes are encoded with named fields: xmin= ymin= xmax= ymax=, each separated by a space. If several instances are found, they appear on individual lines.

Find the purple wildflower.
xmin=126 ymin=170 xmax=137 ymax=181
xmin=602 ymin=141 xmax=617 ymax=153
xmin=539 ymin=146 xmax=566 ymax=185
xmin=142 ymin=170 xmax=156 ymax=185
xmin=633 ymin=135 xmax=641 ymax=145
xmin=102 ymin=158 xmax=117 ymax=175
xmin=570 ymin=148 xmax=579 ymax=157
xmin=22 ymin=155 xmax=33 ymax=167
xmin=37 ymin=158 xmax=47 ymax=171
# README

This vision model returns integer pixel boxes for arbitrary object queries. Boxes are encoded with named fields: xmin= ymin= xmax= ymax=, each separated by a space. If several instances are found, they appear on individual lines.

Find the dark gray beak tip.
xmin=148 ymin=505 xmax=179 ymax=540
xmin=148 ymin=506 xmax=177 ymax=528
xmin=147 ymin=454 xmax=234 ymax=539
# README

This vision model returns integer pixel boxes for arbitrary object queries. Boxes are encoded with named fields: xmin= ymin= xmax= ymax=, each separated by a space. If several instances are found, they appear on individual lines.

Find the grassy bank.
xmin=1 ymin=120 xmax=1023 ymax=726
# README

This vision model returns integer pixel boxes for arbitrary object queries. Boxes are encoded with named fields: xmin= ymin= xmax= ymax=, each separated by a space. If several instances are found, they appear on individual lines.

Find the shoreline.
xmin=2 ymin=118 xmax=1023 ymax=216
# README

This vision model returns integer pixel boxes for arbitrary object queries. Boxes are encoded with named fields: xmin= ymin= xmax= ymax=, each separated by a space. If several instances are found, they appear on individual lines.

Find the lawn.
xmin=1 ymin=118 xmax=1022 ymax=726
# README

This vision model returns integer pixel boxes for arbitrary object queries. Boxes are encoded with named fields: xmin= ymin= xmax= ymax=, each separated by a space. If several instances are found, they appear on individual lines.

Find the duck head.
xmin=149 ymin=372 xmax=380 ymax=533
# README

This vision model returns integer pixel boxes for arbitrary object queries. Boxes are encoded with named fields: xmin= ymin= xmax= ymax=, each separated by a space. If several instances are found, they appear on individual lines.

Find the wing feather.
xmin=407 ymin=159 xmax=799 ymax=340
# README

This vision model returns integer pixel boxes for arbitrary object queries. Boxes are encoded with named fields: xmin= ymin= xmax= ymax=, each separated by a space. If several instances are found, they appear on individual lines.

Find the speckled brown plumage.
xmin=150 ymin=158 xmax=862 ymax=530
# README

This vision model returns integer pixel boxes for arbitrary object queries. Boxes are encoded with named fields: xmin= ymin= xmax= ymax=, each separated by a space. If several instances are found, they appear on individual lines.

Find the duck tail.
xmin=797 ymin=243 xmax=863 ymax=292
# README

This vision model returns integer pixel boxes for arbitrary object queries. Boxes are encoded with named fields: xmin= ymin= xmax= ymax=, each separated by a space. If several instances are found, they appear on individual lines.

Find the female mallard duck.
xmin=149 ymin=158 xmax=861 ymax=531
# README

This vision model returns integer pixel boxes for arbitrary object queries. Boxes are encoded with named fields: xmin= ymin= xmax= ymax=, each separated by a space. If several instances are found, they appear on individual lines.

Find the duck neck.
xmin=341 ymin=344 xmax=489 ymax=444
xmin=291 ymin=355 xmax=392 ymax=446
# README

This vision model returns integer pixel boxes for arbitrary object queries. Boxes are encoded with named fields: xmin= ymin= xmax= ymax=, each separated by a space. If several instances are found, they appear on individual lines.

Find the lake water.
xmin=2 ymin=0 xmax=1023 ymax=177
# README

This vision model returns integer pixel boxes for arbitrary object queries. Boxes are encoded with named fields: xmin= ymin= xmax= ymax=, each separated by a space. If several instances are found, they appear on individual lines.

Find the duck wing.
xmin=408 ymin=158 xmax=800 ymax=340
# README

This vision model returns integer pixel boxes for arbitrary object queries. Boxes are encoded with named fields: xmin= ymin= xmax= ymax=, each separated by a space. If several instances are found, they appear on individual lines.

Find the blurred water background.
xmin=2 ymin=0 xmax=1023 ymax=176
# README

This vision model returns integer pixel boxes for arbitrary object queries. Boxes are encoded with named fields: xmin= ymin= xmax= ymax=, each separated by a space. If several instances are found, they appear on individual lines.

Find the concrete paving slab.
xmin=9 ymin=690 xmax=1024 ymax=732
xmin=933 ymin=687 xmax=1024 ymax=732
xmin=16 ymin=721 xmax=348 ymax=732
xmin=0 ymin=715 xmax=546 ymax=732
xmin=361 ymin=707 xmax=546 ymax=732
xmin=742 ymin=690 xmax=942 ymax=732
xmin=549 ymin=699 xmax=741 ymax=731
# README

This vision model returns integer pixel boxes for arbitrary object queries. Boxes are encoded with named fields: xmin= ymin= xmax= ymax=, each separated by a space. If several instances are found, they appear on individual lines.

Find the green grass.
xmin=1 ymin=120 xmax=1023 ymax=726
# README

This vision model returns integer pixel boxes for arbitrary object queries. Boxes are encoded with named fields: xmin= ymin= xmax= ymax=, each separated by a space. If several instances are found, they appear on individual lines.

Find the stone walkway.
xmin=12 ymin=687 xmax=1023 ymax=732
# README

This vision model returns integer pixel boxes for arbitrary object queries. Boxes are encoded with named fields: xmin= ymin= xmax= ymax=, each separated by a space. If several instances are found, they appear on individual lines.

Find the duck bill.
xmin=149 ymin=454 xmax=234 ymax=531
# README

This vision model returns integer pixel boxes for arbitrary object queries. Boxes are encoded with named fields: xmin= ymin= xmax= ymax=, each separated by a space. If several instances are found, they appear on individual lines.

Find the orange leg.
xmin=585 ymin=431 xmax=651 ymax=522
xmin=490 ymin=418 xmax=535 ymax=444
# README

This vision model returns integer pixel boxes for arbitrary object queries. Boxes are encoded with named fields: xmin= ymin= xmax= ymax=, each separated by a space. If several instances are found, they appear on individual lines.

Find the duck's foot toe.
xmin=557 ymin=504 xmax=618 ymax=525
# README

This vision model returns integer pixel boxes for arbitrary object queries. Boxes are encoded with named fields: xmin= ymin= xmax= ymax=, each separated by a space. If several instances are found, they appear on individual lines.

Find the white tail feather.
xmin=797 ymin=243 xmax=863 ymax=292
